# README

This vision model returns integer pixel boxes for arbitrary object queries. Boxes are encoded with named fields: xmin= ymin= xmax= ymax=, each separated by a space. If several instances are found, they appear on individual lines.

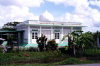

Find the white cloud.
xmin=0 ymin=0 xmax=100 ymax=32
xmin=0 ymin=0 xmax=44 ymax=7
xmin=0 ymin=5 xmax=39 ymax=26
xmin=89 ymin=0 xmax=100 ymax=8
xmin=0 ymin=0 xmax=44 ymax=26
xmin=47 ymin=0 xmax=89 ymax=8
xmin=39 ymin=10 xmax=54 ymax=21
xmin=47 ymin=0 xmax=100 ymax=32
xmin=46 ymin=0 xmax=65 ymax=4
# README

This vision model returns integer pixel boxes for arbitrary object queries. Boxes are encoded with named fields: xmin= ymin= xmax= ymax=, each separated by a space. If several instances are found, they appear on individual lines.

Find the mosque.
xmin=16 ymin=11 xmax=84 ymax=48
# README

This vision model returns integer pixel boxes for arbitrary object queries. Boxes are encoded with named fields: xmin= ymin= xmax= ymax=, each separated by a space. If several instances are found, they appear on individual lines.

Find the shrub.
xmin=83 ymin=48 xmax=100 ymax=57
xmin=46 ymin=39 xmax=58 ymax=51
xmin=28 ymin=47 xmax=38 ymax=52
xmin=36 ymin=35 xmax=47 ymax=51
xmin=59 ymin=47 xmax=68 ymax=54
xmin=0 ymin=48 xmax=2 ymax=53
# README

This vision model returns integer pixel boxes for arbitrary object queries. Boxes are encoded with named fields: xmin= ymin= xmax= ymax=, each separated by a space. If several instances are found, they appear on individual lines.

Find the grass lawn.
xmin=0 ymin=49 xmax=100 ymax=66
xmin=0 ymin=51 xmax=67 ymax=65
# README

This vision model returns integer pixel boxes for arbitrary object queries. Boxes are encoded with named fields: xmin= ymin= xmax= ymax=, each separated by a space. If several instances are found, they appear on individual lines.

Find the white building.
xmin=16 ymin=20 xmax=83 ymax=47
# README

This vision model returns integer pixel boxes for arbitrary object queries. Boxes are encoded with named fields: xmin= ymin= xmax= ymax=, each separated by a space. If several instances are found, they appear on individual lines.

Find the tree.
xmin=36 ymin=34 xmax=47 ymax=51
xmin=78 ymin=32 xmax=95 ymax=49
xmin=62 ymin=31 xmax=95 ymax=56
xmin=1 ymin=22 xmax=20 ymax=52
xmin=62 ymin=32 xmax=76 ymax=56
xmin=2 ymin=22 xmax=20 ymax=30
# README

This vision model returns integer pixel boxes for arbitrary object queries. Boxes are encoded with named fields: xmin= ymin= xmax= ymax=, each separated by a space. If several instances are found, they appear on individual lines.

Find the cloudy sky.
xmin=0 ymin=0 xmax=100 ymax=32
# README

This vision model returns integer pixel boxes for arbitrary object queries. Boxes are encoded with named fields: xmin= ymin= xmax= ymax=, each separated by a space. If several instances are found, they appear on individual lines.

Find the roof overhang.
xmin=16 ymin=20 xmax=85 ymax=27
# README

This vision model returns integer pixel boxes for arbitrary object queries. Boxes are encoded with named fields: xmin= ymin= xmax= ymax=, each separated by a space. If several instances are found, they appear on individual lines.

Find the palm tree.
xmin=62 ymin=31 xmax=95 ymax=56
xmin=36 ymin=34 xmax=47 ymax=51
xmin=62 ymin=33 xmax=76 ymax=56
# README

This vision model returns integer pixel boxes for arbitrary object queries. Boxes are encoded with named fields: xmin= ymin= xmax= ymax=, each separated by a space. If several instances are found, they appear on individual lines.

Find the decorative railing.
xmin=17 ymin=20 xmax=82 ymax=26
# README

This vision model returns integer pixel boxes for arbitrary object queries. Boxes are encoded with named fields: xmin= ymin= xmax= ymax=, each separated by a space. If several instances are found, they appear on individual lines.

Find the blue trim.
xmin=20 ymin=41 xmax=68 ymax=48
xmin=58 ymin=41 xmax=68 ymax=46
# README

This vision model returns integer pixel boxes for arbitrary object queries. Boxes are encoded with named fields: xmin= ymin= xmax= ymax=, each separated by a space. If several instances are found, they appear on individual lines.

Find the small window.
xmin=32 ymin=32 xmax=38 ymax=39
xmin=55 ymin=33 xmax=59 ymax=39
xmin=32 ymin=33 xmax=34 ymax=39
xmin=35 ymin=33 xmax=38 ymax=39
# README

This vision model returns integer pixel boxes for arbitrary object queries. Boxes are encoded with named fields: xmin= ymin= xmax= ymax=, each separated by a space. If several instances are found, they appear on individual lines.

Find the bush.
xmin=59 ymin=47 xmax=68 ymax=54
xmin=46 ymin=39 xmax=58 ymax=51
xmin=83 ymin=48 xmax=100 ymax=57
xmin=28 ymin=47 xmax=38 ymax=52
xmin=0 ymin=48 xmax=2 ymax=53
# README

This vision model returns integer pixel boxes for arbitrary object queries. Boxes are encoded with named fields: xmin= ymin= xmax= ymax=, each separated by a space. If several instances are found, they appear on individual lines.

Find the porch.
xmin=0 ymin=30 xmax=24 ymax=47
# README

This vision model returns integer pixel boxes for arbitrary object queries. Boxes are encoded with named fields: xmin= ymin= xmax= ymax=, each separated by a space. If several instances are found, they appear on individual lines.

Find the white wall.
xmin=41 ymin=30 xmax=51 ymax=40
xmin=17 ymin=25 xmax=82 ymax=44
xmin=63 ymin=27 xmax=71 ymax=35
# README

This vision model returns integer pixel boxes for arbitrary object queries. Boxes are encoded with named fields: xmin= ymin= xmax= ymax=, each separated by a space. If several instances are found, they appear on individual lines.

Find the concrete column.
xmin=18 ymin=32 xmax=20 ymax=45
xmin=70 ymin=27 xmax=73 ymax=33
xmin=28 ymin=25 xmax=31 ymax=44
xmin=61 ymin=27 xmax=63 ymax=39
xmin=30 ymin=29 xmax=32 ymax=44
xmin=81 ymin=27 xmax=82 ymax=31
xmin=40 ymin=26 xmax=41 ymax=37
xmin=18 ymin=32 xmax=20 ymax=51
xmin=51 ymin=27 xmax=53 ymax=39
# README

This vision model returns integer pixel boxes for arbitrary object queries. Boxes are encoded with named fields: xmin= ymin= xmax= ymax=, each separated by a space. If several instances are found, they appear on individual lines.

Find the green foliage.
xmin=0 ymin=51 xmax=66 ymax=65
xmin=58 ymin=58 xmax=80 ymax=64
xmin=46 ymin=39 xmax=58 ymax=51
xmin=78 ymin=32 xmax=95 ymax=48
xmin=62 ymin=31 xmax=95 ymax=56
xmin=57 ymin=57 xmax=97 ymax=65
xmin=5 ymin=64 xmax=54 ymax=66
xmin=83 ymin=48 xmax=100 ymax=57
xmin=28 ymin=47 xmax=38 ymax=52
xmin=0 ymin=48 xmax=2 ymax=53
xmin=0 ymin=49 xmax=100 ymax=65
xmin=36 ymin=35 xmax=47 ymax=51
xmin=2 ymin=22 xmax=20 ymax=30
xmin=72 ymin=31 xmax=95 ymax=56
xmin=71 ymin=31 xmax=95 ymax=49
